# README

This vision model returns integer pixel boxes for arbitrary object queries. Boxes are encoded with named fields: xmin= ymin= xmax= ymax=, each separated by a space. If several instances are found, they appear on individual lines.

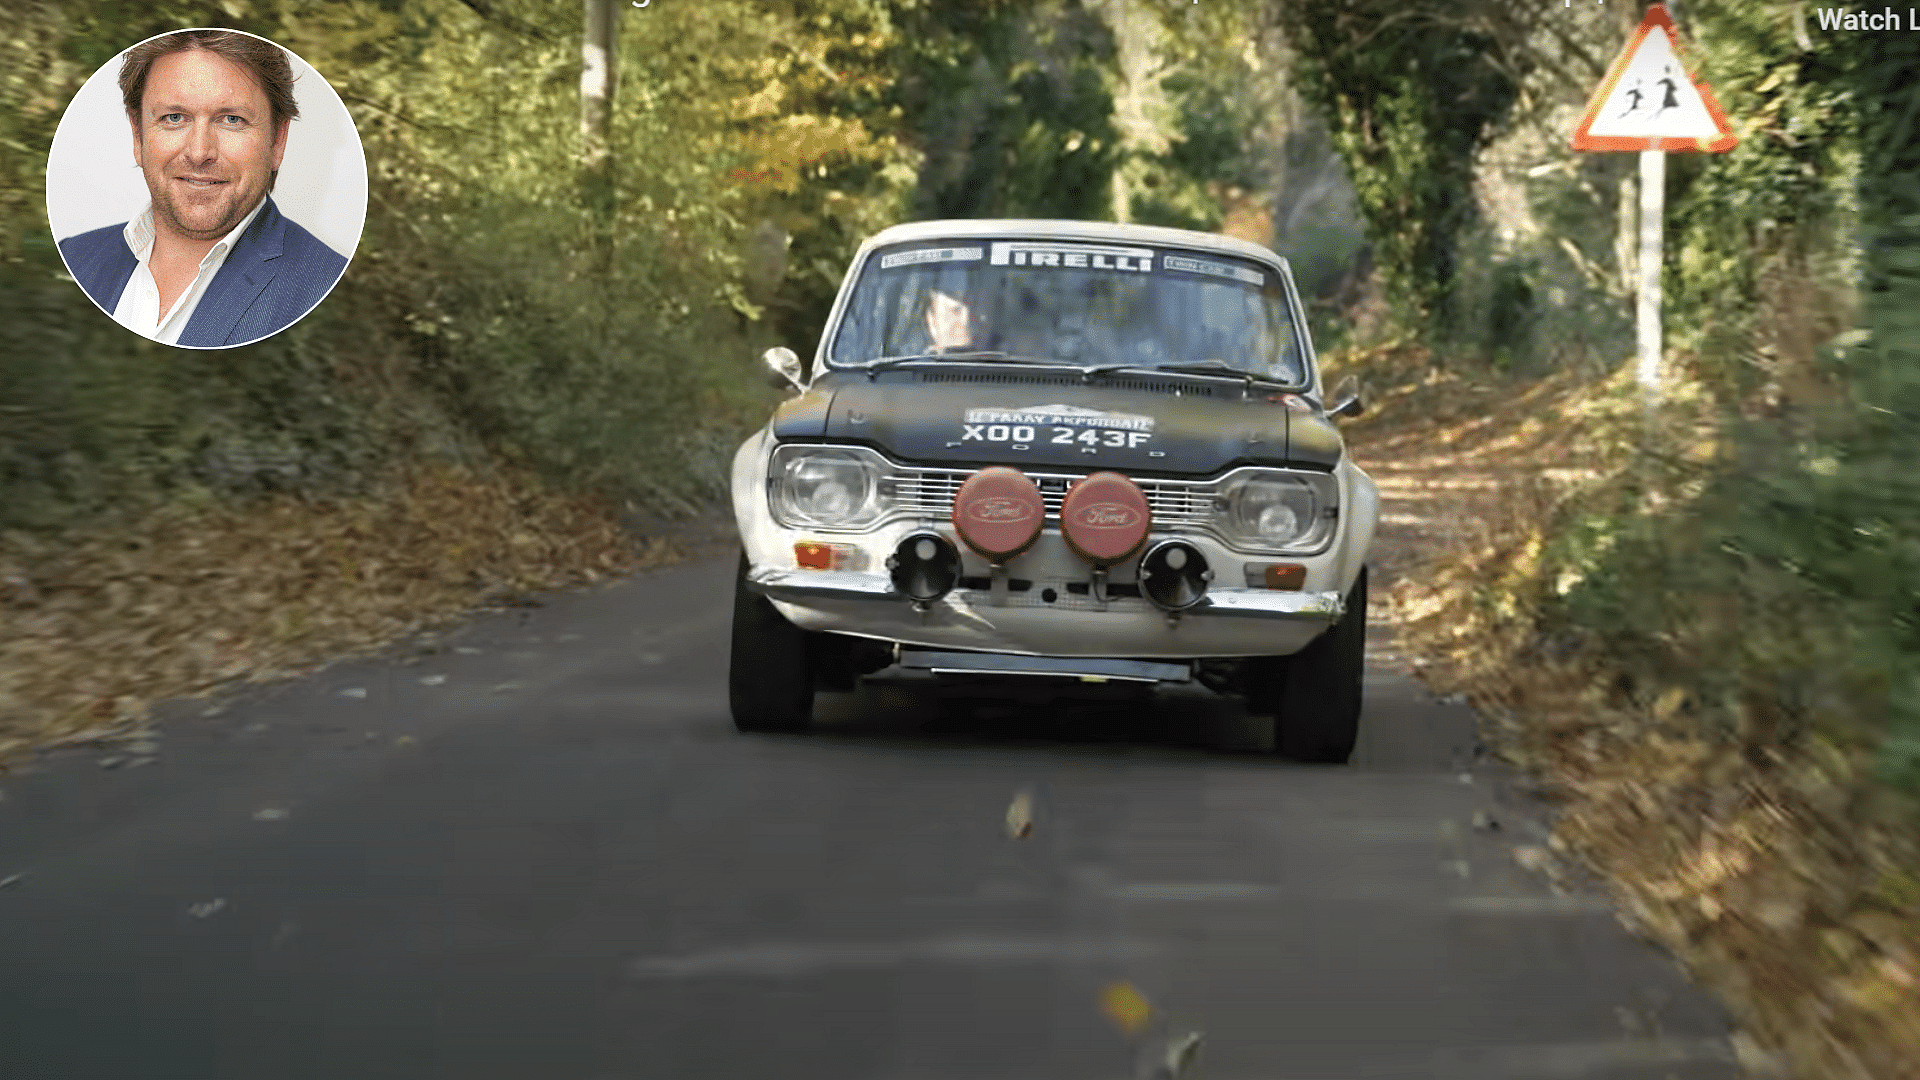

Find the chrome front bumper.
xmin=745 ymin=567 xmax=1345 ymax=622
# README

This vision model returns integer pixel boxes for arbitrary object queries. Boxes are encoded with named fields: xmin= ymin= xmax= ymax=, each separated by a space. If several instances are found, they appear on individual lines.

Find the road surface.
xmin=0 ymin=545 xmax=1743 ymax=1079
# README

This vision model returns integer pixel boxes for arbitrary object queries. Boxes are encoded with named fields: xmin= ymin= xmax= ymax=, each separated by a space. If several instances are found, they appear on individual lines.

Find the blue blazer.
xmin=58 ymin=196 xmax=349 ymax=348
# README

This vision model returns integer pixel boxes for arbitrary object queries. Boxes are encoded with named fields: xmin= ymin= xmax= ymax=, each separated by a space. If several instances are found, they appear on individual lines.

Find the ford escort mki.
xmin=729 ymin=219 xmax=1376 ymax=762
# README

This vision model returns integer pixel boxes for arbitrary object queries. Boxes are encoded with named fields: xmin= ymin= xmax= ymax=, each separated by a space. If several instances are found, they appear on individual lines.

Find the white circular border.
xmin=45 ymin=27 xmax=369 ymax=350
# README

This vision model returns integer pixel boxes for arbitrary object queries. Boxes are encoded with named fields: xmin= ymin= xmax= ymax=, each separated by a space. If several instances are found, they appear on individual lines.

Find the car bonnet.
xmin=771 ymin=371 xmax=1341 ymax=474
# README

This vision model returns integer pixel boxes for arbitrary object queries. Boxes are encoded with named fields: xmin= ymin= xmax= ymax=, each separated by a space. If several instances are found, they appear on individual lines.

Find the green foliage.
xmin=2 ymin=0 xmax=1349 ymax=538
xmin=0 ymin=1 xmax=366 ymax=530
xmin=1275 ymin=1 xmax=1525 ymax=333
xmin=1514 ymin=12 xmax=1920 ymax=795
xmin=1122 ymin=3 xmax=1288 ymax=235
xmin=1662 ymin=5 xmax=1861 ymax=398
xmin=887 ymin=0 xmax=1122 ymax=222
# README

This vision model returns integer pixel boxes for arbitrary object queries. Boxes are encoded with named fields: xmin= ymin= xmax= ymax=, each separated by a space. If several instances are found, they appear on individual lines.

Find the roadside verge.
xmin=1338 ymin=344 xmax=1920 ymax=1080
xmin=0 ymin=465 xmax=684 ymax=770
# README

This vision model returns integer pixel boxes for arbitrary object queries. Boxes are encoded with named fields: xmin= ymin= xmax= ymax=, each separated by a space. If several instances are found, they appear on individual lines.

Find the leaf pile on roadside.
xmin=0 ymin=464 xmax=675 ymax=769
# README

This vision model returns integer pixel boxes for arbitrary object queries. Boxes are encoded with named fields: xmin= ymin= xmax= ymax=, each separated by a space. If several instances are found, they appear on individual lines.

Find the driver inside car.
xmin=924 ymin=287 xmax=977 ymax=352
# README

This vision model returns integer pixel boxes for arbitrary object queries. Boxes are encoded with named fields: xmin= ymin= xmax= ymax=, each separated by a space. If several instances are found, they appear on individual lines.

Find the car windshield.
xmin=828 ymin=239 xmax=1307 ymax=384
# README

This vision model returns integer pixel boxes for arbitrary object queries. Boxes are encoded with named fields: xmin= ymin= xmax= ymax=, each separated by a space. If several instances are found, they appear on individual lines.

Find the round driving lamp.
xmin=951 ymin=467 xmax=1044 ymax=562
xmin=1059 ymin=471 xmax=1152 ymax=566
xmin=1138 ymin=540 xmax=1212 ymax=612
xmin=887 ymin=532 xmax=960 ymax=602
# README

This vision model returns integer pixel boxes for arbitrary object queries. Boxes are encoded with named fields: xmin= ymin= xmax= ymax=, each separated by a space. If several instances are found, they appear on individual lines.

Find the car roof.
xmin=858 ymin=219 xmax=1292 ymax=271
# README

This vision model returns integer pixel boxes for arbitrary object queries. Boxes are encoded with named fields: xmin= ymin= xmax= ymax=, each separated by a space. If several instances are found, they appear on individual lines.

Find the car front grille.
xmin=885 ymin=467 xmax=1218 ymax=527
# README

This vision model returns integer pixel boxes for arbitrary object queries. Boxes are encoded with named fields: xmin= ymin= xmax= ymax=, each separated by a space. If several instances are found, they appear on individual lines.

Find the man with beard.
xmin=58 ymin=30 xmax=348 ymax=348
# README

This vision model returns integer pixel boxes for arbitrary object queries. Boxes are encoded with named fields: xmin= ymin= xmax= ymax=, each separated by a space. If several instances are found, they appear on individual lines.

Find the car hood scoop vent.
xmin=916 ymin=371 xmax=1216 ymax=397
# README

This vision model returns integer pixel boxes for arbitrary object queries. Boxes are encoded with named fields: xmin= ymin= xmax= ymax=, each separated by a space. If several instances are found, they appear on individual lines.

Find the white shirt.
xmin=111 ymin=197 xmax=267 ymax=346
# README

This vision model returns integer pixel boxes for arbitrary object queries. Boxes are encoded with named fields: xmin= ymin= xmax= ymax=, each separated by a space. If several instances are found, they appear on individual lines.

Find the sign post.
xmin=1571 ymin=4 xmax=1736 ymax=408
xmin=1637 ymin=148 xmax=1663 ymax=399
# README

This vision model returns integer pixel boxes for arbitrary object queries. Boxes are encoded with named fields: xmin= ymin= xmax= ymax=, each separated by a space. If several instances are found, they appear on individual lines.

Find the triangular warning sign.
xmin=1572 ymin=4 xmax=1736 ymax=152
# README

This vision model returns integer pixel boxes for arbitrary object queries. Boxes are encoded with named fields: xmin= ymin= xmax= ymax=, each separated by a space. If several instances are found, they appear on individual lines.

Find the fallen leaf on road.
xmin=1472 ymin=810 xmax=1501 ymax=832
xmin=1514 ymin=845 xmax=1554 ymax=874
xmin=188 ymin=898 xmax=226 ymax=918
xmin=1730 ymin=1031 xmax=1791 ymax=1080
xmin=98 ymin=756 xmax=123 ymax=770
xmin=395 ymin=735 xmax=418 ymax=747
xmin=1100 ymin=981 xmax=1152 ymax=1036
xmin=419 ymin=674 xmax=447 ymax=686
xmin=1143 ymin=1031 xmax=1204 ymax=1080
xmin=339 ymin=687 xmax=367 ymax=699
xmin=0 ymin=873 xmax=25 ymax=889
xmin=1006 ymin=788 xmax=1034 ymax=839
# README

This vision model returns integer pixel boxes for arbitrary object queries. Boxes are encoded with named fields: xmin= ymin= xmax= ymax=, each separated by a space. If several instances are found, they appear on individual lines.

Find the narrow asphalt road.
xmin=0 ymin=545 xmax=1742 ymax=1080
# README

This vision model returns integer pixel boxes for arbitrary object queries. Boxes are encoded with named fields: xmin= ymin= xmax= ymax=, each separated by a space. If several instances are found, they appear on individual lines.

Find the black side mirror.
xmin=763 ymin=347 xmax=805 ymax=393
xmin=1329 ymin=374 xmax=1366 ymax=419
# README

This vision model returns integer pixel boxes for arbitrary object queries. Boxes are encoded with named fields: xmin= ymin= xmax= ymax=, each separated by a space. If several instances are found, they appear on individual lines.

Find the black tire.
xmin=811 ymin=632 xmax=859 ymax=692
xmin=1246 ymin=566 xmax=1367 ymax=764
xmin=729 ymin=551 xmax=816 ymax=732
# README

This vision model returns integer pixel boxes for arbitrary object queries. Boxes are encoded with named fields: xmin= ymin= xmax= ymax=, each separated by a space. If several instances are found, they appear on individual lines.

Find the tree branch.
xmin=338 ymin=93 xmax=469 ymax=135
xmin=452 ymin=0 xmax=557 ymax=43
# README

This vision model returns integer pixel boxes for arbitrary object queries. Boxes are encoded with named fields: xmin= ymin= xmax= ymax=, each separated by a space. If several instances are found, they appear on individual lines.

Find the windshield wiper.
xmin=1082 ymin=360 xmax=1291 ymax=387
xmin=859 ymin=352 xmax=1076 ymax=377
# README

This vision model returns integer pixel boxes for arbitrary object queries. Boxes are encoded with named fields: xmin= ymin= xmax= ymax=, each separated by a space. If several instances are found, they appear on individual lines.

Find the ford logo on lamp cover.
xmin=1073 ymin=502 xmax=1141 ymax=529
xmin=952 ymin=467 xmax=1045 ymax=561
xmin=1060 ymin=473 xmax=1152 ymax=565
xmin=968 ymin=496 xmax=1037 ymax=524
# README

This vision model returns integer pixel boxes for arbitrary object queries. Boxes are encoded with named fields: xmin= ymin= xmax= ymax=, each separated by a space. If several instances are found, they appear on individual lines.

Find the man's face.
xmin=925 ymin=289 xmax=974 ymax=350
xmin=130 ymin=47 xmax=288 ymax=243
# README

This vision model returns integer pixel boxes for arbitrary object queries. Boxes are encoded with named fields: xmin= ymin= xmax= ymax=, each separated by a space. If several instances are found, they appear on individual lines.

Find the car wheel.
xmin=729 ymin=551 xmax=815 ymax=733
xmin=1246 ymin=566 xmax=1367 ymax=764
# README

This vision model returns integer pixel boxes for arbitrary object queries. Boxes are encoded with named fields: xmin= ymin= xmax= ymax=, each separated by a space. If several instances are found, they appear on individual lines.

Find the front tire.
xmin=1245 ymin=566 xmax=1367 ymax=764
xmin=729 ymin=552 xmax=816 ymax=733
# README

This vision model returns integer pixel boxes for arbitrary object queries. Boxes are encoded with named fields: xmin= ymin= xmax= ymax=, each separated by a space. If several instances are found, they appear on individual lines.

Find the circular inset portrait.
xmin=46 ymin=28 xmax=367 ymax=349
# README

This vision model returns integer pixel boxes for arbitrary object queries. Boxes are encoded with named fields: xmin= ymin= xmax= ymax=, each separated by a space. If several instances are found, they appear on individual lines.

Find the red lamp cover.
xmin=1060 ymin=471 xmax=1151 ymax=566
xmin=951 ymin=466 xmax=1045 ymax=561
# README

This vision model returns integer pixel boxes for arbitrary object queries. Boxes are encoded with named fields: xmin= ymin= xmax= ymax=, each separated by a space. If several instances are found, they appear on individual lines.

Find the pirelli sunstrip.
xmin=729 ymin=218 xmax=1377 ymax=762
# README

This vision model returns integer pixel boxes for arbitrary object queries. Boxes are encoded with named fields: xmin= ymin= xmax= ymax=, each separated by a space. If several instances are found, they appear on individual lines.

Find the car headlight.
xmin=770 ymin=446 xmax=886 ymax=530
xmin=1214 ymin=471 xmax=1337 ymax=553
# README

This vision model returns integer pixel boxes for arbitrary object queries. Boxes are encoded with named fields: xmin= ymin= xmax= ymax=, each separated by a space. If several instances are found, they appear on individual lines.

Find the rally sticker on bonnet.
xmin=989 ymin=242 xmax=1154 ymax=273
xmin=961 ymin=403 xmax=1155 ymax=450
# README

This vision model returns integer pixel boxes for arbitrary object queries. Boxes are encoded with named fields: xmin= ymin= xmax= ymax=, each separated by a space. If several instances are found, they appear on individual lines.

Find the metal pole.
xmin=1636 ymin=148 xmax=1665 ymax=406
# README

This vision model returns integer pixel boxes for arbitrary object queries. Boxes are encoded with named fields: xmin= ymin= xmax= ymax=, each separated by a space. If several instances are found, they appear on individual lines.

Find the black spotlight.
xmin=1139 ymin=540 xmax=1212 ymax=611
xmin=887 ymin=532 xmax=960 ymax=602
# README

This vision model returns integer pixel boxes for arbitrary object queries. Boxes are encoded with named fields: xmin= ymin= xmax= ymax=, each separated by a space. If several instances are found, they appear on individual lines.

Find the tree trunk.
xmin=1102 ymin=0 xmax=1168 ymax=225
xmin=580 ymin=0 xmax=619 ymax=235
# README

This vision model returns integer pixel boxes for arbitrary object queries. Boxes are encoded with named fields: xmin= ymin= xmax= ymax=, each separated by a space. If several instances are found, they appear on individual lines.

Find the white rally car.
xmin=729 ymin=219 xmax=1377 ymax=762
